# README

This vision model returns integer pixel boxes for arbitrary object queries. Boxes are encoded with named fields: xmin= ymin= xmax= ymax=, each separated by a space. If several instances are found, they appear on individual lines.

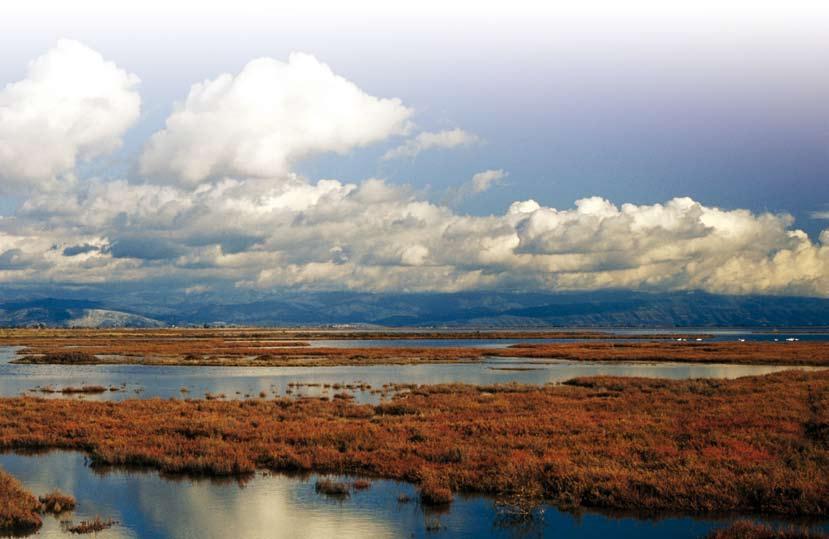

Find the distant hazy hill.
xmin=0 ymin=299 xmax=164 ymax=328
xmin=2 ymin=291 xmax=828 ymax=328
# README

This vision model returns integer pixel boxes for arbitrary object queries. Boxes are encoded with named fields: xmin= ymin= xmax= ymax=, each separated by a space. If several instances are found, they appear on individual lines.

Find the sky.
xmin=1 ymin=1 xmax=828 ymax=298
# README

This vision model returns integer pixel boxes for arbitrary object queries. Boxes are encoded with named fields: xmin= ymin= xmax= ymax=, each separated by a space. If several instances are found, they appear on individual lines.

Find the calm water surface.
xmin=0 ymin=347 xmax=821 ymax=403
xmin=2 ymin=451 xmax=827 ymax=539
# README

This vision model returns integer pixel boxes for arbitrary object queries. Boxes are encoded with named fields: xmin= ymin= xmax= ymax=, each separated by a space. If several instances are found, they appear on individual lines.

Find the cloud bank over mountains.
xmin=1 ymin=41 xmax=828 ymax=297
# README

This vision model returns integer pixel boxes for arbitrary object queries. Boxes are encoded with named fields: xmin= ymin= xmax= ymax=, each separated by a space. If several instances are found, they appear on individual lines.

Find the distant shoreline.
xmin=4 ymin=328 xmax=829 ymax=367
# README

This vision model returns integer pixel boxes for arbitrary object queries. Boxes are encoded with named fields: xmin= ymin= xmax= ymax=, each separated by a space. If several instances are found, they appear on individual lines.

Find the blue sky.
xmin=0 ymin=1 xmax=828 ymax=296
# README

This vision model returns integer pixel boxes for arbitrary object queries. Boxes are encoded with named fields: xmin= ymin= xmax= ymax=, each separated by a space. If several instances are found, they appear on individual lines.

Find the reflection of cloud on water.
xmin=0 ymin=452 xmax=135 ymax=539
xmin=134 ymin=474 xmax=399 ymax=539
xmin=0 ymin=451 xmax=398 ymax=539
xmin=3 ymin=448 xmax=825 ymax=537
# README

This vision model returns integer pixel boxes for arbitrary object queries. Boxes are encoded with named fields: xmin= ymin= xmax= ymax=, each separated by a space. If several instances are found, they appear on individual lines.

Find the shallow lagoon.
xmin=2 ymin=451 xmax=827 ymax=539
xmin=0 ymin=346 xmax=821 ymax=403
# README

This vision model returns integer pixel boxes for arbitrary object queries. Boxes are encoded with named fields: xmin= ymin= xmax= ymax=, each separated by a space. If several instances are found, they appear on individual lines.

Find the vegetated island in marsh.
xmin=0 ymin=327 xmax=717 ymax=358
xmin=0 ymin=370 xmax=827 ymax=523
xmin=0 ymin=468 xmax=76 ymax=534
xmin=7 ymin=329 xmax=829 ymax=366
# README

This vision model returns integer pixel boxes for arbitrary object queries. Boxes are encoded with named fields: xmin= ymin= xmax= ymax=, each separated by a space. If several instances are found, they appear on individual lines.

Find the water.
xmin=0 ymin=347 xmax=820 ymax=404
xmin=2 ymin=451 xmax=826 ymax=539
xmin=307 ymin=330 xmax=829 ymax=347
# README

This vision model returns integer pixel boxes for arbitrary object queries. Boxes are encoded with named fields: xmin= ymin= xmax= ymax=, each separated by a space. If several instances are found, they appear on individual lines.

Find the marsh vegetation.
xmin=5 ymin=328 xmax=829 ymax=367
xmin=0 ymin=370 xmax=826 ymax=519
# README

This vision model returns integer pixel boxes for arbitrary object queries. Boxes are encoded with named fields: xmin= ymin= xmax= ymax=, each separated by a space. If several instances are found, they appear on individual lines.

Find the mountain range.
xmin=1 ymin=290 xmax=828 ymax=328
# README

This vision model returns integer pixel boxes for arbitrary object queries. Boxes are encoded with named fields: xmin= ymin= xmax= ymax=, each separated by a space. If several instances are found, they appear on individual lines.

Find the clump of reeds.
xmin=62 ymin=516 xmax=116 ymax=534
xmin=315 ymin=478 xmax=350 ymax=497
xmin=352 ymin=479 xmax=372 ymax=490
xmin=59 ymin=386 xmax=107 ymax=394
xmin=38 ymin=491 xmax=76 ymax=514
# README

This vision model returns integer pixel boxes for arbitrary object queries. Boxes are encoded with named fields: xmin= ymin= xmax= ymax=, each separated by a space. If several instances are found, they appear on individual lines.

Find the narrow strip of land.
xmin=0 ymin=328 xmax=716 ymax=343
xmin=11 ymin=339 xmax=829 ymax=367
xmin=0 ymin=370 xmax=827 ymax=517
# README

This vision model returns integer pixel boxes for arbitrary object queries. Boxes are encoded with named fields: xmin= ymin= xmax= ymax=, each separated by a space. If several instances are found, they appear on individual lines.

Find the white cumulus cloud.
xmin=140 ymin=53 xmax=412 ymax=185
xmin=382 ymin=128 xmax=480 ymax=160
xmin=0 ymin=44 xmax=828 ymax=299
xmin=0 ymin=39 xmax=140 ymax=192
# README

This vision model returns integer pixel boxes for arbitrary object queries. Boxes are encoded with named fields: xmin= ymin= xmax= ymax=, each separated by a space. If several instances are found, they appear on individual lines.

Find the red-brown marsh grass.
xmin=0 ymin=370 xmax=826 ymax=516
xmin=0 ymin=328 xmax=709 ymax=352
xmin=419 ymin=473 xmax=453 ymax=505
xmin=706 ymin=520 xmax=829 ymax=538
xmin=7 ymin=329 xmax=829 ymax=367
xmin=0 ymin=468 xmax=41 ymax=533
xmin=499 ymin=341 xmax=829 ymax=366
xmin=0 ymin=472 xmax=78 ymax=534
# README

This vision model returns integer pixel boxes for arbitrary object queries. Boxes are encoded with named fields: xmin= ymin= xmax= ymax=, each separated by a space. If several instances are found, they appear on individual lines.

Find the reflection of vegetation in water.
xmin=61 ymin=516 xmax=117 ymax=534
xmin=705 ymin=520 xmax=828 ymax=538
xmin=494 ymin=486 xmax=546 ymax=529
xmin=3 ymin=451 xmax=829 ymax=538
